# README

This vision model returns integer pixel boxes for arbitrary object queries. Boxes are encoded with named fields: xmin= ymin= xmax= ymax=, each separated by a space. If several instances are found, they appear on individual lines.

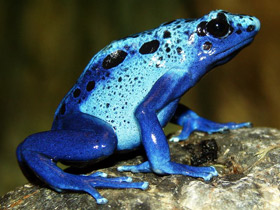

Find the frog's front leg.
xmin=119 ymin=71 xmax=218 ymax=180
xmin=17 ymin=114 xmax=148 ymax=204
xmin=169 ymin=104 xmax=252 ymax=142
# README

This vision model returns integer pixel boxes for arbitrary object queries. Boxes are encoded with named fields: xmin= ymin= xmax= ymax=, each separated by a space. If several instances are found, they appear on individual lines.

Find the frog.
xmin=17 ymin=10 xmax=260 ymax=204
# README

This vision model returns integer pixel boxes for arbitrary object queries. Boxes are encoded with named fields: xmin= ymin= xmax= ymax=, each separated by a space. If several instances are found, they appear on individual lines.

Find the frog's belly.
xmin=79 ymin=86 xmax=144 ymax=151
xmin=80 ymin=104 xmax=141 ymax=150
xmin=79 ymin=66 xmax=169 ymax=150
xmin=112 ymin=117 xmax=142 ymax=151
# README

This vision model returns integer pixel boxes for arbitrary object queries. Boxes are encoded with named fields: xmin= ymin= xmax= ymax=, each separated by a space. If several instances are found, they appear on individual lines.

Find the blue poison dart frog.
xmin=17 ymin=10 xmax=260 ymax=204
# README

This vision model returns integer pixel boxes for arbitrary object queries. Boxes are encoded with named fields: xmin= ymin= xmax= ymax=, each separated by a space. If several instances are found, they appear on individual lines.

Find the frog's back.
xmin=53 ymin=19 xmax=195 ymax=150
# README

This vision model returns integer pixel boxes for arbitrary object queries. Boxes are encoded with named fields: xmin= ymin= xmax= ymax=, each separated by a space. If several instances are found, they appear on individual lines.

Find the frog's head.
xmin=189 ymin=10 xmax=260 ymax=70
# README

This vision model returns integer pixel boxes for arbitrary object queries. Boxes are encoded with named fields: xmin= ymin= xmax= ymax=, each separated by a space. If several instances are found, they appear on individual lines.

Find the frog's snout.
xmin=251 ymin=16 xmax=261 ymax=32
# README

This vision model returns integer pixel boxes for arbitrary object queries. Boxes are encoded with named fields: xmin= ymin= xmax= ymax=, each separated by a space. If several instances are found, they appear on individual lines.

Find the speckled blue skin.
xmin=17 ymin=10 xmax=260 ymax=204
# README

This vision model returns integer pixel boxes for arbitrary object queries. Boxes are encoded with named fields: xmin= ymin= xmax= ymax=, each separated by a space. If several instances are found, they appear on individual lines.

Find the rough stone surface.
xmin=1 ymin=127 xmax=280 ymax=210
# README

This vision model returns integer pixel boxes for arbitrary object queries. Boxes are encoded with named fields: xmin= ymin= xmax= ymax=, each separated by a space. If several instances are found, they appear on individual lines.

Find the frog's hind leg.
xmin=170 ymin=104 xmax=252 ymax=142
xmin=17 ymin=145 xmax=147 ymax=204
xmin=17 ymin=115 xmax=148 ymax=204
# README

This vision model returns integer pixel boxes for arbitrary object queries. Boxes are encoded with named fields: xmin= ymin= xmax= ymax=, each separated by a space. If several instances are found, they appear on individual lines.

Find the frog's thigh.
xmin=19 ymin=119 xmax=117 ymax=165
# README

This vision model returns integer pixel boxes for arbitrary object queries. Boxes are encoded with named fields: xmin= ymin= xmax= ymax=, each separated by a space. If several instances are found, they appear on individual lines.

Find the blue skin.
xmin=17 ymin=10 xmax=260 ymax=204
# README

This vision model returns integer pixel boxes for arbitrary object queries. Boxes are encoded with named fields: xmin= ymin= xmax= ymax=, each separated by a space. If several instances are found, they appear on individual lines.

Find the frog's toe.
xmin=141 ymin=181 xmax=149 ymax=190
xmin=183 ymin=165 xmax=218 ymax=179
xmin=107 ymin=176 xmax=133 ymax=182
xmin=215 ymin=121 xmax=252 ymax=132
xmin=97 ymin=197 xmax=108 ymax=205
xmin=194 ymin=167 xmax=218 ymax=181
xmin=169 ymin=136 xmax=181 ymax=142
xmin=118 ymin=161 xmax=152 ymax=173
xmin=236 ymin=122 xmax=252 ymax=128
xmin=87 ymin=171 xmax=107 ymax=178
xmin=169 ymin=129 xmax=193 ymax=142
xmin=85 ymin=186 xmax=108 ymax=204
xmin=118 ymin=165 xmax=141 ymax=173
xmin=202 ymin=172 xmax=216 ymax=181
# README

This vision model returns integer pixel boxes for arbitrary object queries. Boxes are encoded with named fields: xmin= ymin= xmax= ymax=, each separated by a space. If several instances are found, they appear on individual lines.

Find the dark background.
xmin=1 ymin=0 xmax=279 ymax=195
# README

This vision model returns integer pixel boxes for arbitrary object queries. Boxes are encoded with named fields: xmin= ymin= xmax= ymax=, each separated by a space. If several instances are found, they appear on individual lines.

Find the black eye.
xmin=206 ymin=13 xmax=230 ymax=38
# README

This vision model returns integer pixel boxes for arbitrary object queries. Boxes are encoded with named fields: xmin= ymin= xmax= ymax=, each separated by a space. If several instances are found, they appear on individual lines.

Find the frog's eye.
xmin=206 ymin=13 xmax=230 ymax=38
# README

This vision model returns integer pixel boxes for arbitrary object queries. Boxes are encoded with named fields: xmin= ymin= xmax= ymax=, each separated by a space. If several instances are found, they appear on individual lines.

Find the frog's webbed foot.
xmin=170 ymin=108 xmax=252 ymax=142
xmin=118 ymin=161 xmax=218 ymax=181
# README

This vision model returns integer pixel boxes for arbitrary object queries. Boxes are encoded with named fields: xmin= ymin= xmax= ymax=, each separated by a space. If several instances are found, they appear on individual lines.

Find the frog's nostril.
xmin=246 ymin=25 xmax=255 ymax=32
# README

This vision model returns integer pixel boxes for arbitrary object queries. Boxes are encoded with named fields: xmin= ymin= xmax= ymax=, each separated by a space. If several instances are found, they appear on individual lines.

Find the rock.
xmin=1 ymin=127 xmax=280 ymax=209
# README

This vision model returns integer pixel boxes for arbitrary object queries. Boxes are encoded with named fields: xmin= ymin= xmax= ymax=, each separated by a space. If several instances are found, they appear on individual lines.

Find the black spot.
xmin=118 ymin=77 xmax=122 ymax=82
xmin=239 ymin=15 xmax=244 ymax=19
xmin=131 ymin=34 xmax=139 ymax=38
xmin=246 ymin=25 xmax=255 ymax=32
xmin=166 ymin=47 xmax=171 ymax=53
xmin=203 ymin=42 xmax=212 ymax=51
xmin=106 ymin=103 xmax=110 ymax=108
xmin=163 ymin=20 xmax=176 ymax=26
xmin=156 ymin=64 xmax=160 ymax=68
xmin=221 ymin=10 xmax=228 ymax=14
xmin=197 ymin=21 xmax=207 ymax=36
xmin=159 ymin=56 xmax=163 ymax=61
xmin=85 ymin=70 xmax=92 ymax=76
xmin=176 ymin=25 xmax=181 ymax=29
xmin=184 ymin=31 xmax=189 ymax=36
xmin=185 ymin=19 xmax=193 ymax=23
xmin=102 ymin=50 xmax=128 ymax=69
xmin=86 ymin=81 xmax=95 ymax=91
xmin=163 ymin=30 xmax=171 ymax=38
xmin=236 ymin=29 xmax=242 ymax=34
xmin=139 ymin=40 xmax=160 ymax=54
xmin=249 ymin=17 xmax=254 ymax=21
xmin=73 ymin=88 xmax=81 ymax=98
xmin=60 ymin=103 xmax=66 ymax=115
xmin=237 ymin=23 xmax=242 ymax=27
xmin=124 ymin=34 xmax=139 ymax=39
xmin=124 ymin=45 xmax=130 ymax=51
xmin=176 ymin=47 xmax=182 ymax=54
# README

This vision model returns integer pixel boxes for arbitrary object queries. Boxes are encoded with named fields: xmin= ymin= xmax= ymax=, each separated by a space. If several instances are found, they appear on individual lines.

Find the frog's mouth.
xmin=213 ymin=37 xmax=255 ymax=67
